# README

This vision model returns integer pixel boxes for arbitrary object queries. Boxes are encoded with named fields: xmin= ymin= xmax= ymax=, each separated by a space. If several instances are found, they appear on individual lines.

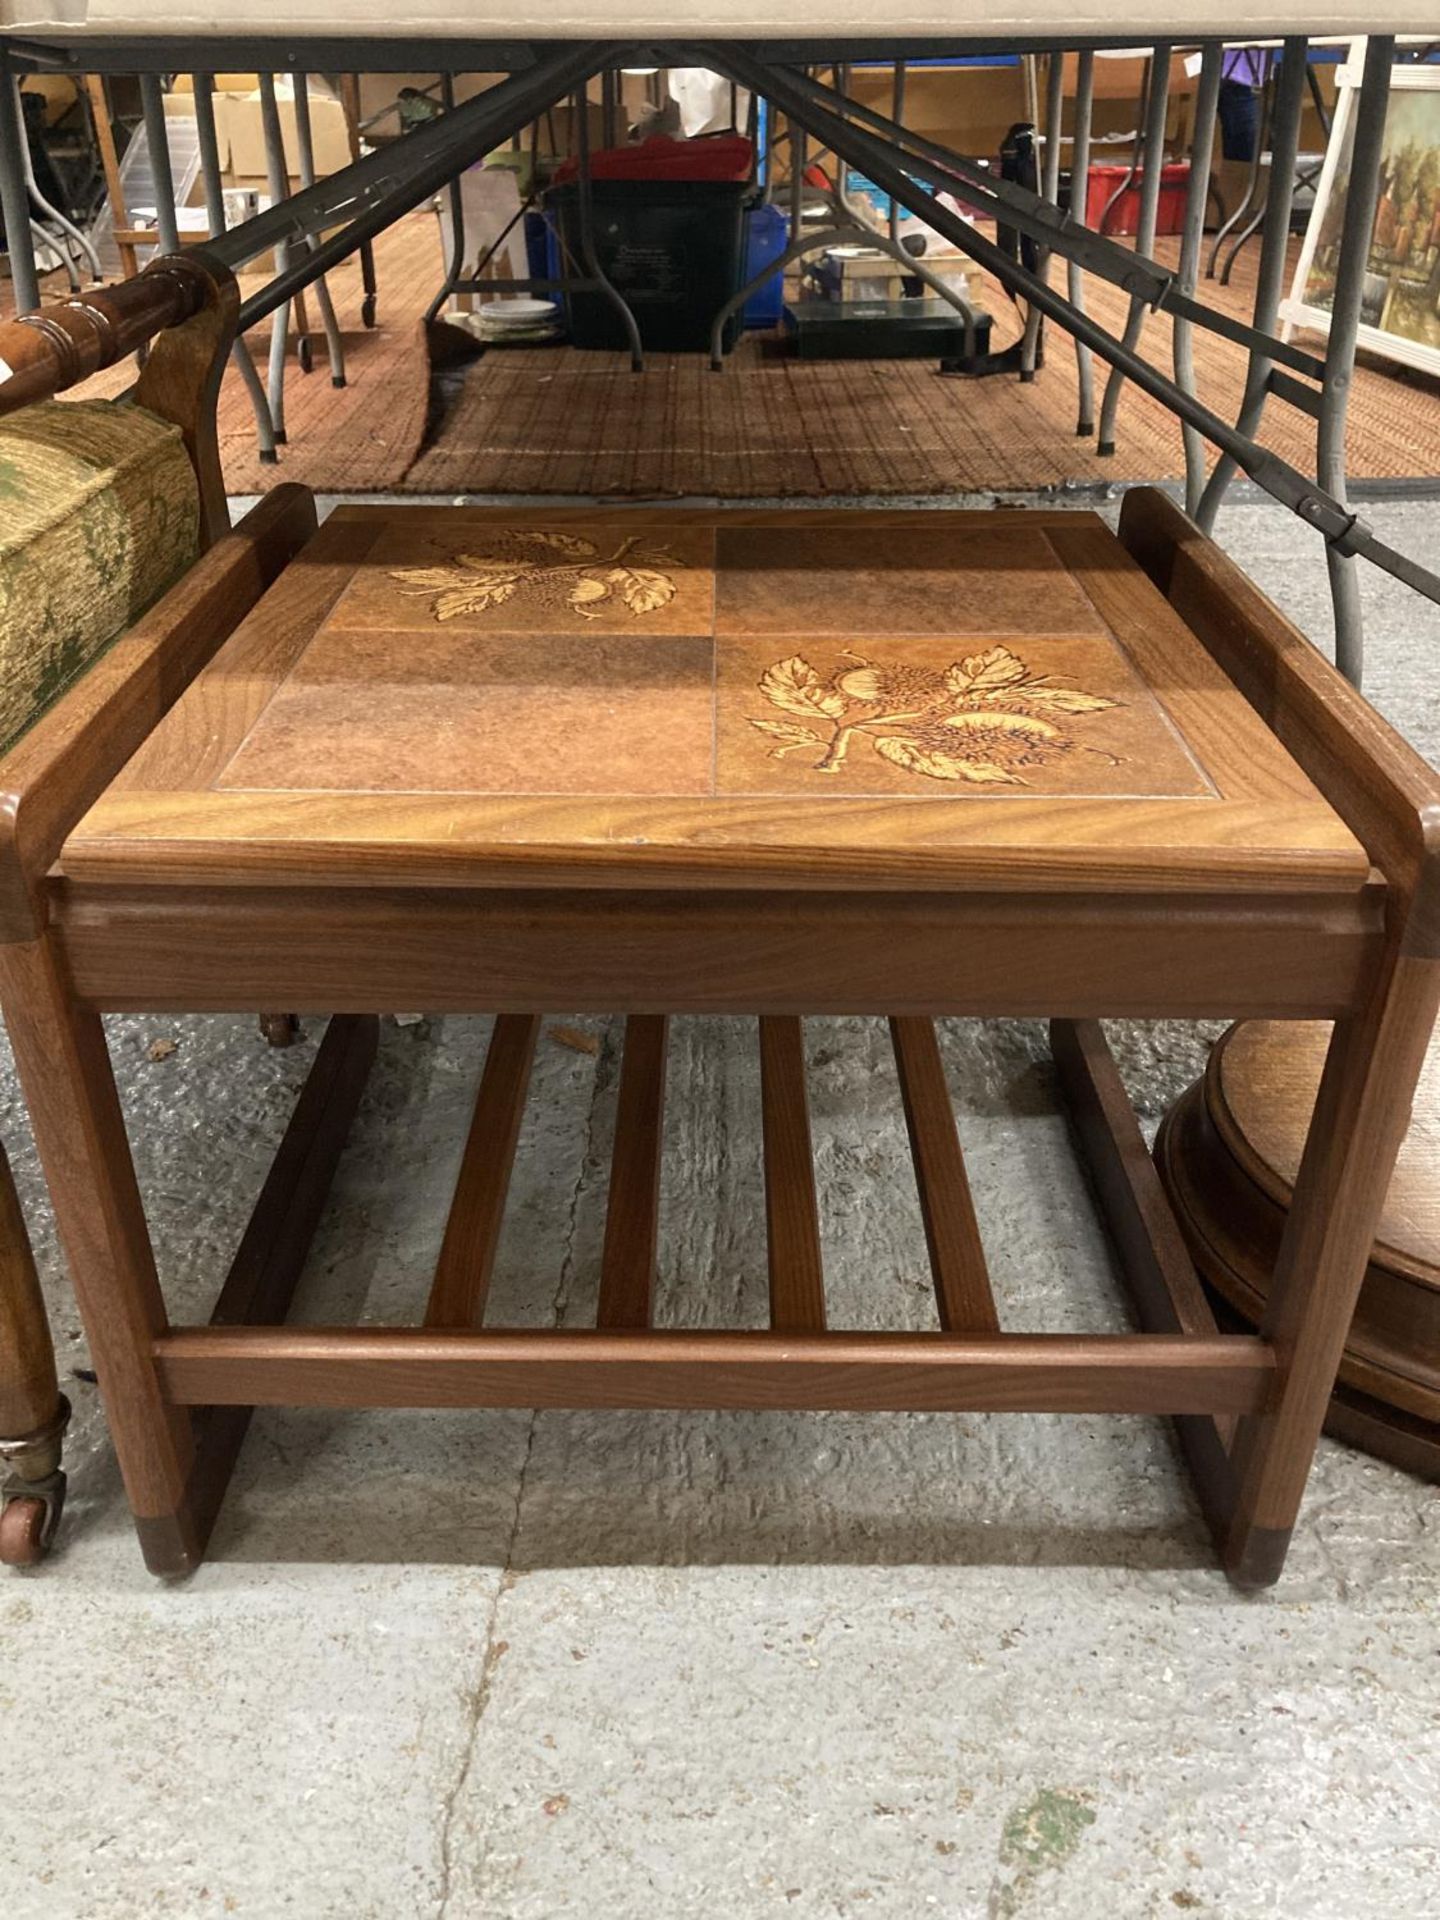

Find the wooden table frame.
xmin=2 ymin=486 xmax=1436 ymax=1587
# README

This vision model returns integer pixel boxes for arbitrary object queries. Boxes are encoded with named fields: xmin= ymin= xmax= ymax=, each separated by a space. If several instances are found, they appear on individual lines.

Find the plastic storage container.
xmin=1084 ymin=161 xmax=1191 ymax=237
xmin=742 ymin=203 xmax=789 ymax=329
xmin=549 ymin=178 xmax=752 ymax=353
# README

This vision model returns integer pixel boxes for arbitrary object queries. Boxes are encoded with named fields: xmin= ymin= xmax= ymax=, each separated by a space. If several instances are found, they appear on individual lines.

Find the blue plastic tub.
xmin=742 ymin=203 xmax=789 ymax=329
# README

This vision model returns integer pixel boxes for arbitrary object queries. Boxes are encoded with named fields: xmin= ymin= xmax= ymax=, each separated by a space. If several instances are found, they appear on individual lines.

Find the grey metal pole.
xmin=889 ymin=60 xmax=906 ymax=253
xmin=572 ymin=82 xmax=644 ymax=371
xmin=138 ymin=75 xmax=181 ymax=255
xmin=228 ymin=44 xmax=613 ymax=332
xmin=1068 ymin=50 xmax=1096 ymax=436
xmin=1096 ymin=41 xmax=1172 ymax=456
xmin=0 ymin=59 xmax=39 ymax=314
xmin=1021 ymin=48 xmax=1066 ymax=380
xmin=1174 ymin=42 xmax=1224 ymax=513
xmin=706 ymin=44 xmax=1440 ymax=618
xmin=293 ymin=74 xmax=347 ymax=387
xmin=1320 ymin=34 xmax=1395 ymax=686
xmin=194 ymin=73 xmax=277 ymax=464
xmin=1196 ymin=37 xmax=1308 ymax=532
xmin=257 ymin=73 xmax=292 ymax=442
xmin=425 ymin=71 xmax=468 ymax=326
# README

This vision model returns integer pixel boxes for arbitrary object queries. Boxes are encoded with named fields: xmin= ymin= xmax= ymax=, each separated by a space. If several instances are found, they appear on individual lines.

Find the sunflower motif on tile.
xmin=748 ymin=644 xmax=1122 ymax=784
xmin=391 ymin=530 xmax=683 ymax=623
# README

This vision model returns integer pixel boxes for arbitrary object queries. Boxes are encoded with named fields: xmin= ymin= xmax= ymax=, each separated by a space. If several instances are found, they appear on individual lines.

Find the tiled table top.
xmin=64 ymin=507 xmax=1368 ymax=896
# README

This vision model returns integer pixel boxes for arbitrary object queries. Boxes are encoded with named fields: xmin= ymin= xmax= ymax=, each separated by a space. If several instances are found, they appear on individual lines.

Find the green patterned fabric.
xmin=0 ymin=398 xmax=199 ymax=754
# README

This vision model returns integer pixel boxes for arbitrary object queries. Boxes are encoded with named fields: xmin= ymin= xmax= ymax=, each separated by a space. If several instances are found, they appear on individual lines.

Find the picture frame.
xmin=1280 ymin=39 xmax=1440 ymax=379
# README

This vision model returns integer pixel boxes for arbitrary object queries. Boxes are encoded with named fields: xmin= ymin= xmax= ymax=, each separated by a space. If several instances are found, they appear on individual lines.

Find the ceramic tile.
xmin=715 ymin=630 xmax=1214 ymax=798
xmin=330 ymin=520 xmax=716 ymax=637
xmin=713 ymin=524 xmax=1104 ymax=636
xmin=218 ymin=629 xmax=716 ymax=796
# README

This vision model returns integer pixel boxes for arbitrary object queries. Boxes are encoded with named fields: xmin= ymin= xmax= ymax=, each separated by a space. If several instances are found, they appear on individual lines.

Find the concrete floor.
xmin=2 ymin=495 xmax=1437 ymax=1919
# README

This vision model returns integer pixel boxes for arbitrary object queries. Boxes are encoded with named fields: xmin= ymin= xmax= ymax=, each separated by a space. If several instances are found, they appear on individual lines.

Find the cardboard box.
xmin=217 ymin=83 xmax=352 ymax=185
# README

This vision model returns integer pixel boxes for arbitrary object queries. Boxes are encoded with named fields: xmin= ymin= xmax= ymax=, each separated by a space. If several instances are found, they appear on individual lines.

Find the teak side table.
xmin=2 ymin=489 xmax=1436 ymax=1586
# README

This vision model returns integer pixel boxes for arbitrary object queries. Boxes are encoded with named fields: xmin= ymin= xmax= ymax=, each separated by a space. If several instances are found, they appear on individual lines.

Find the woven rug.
xmin=52 ymin=220 xmax=432 ymax=494
xmin=409 ymin=231 xmax=1440 ymax=496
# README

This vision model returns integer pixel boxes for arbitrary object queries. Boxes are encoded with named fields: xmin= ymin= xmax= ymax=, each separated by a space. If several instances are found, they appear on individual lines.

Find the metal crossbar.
xmin=704 ymin=41 xmax=1440 ymax=630
xmin=2 ymin=33 xmax=1435 ymax=668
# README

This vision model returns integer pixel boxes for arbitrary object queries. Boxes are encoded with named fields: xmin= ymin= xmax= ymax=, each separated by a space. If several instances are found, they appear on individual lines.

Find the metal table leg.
xmin=1196 ymin=38 xmax=1308 ymax=532
xmin=194 ymin=72 xmax=278 ymax=464
xmin=293 ymin=74 xmax=347 ymax=388
xmin=1096 ymin=42 xmax=1172 ymax=456
xmin=1173 ymin=42 xmax=1224 ymax=513
xmin=1319 ymin=35 xmax=1395 ymax=687
xmin=257 ymin=73 xmax=292 ymax=443
xmin=1068 ymin=50 xmax=1097 ymax=435
xmin=1020 ymin=48 xmax=1065 ymax=381
xmin=570 ymin=83 xmax=643 ymax=372
xmin=0 ymin=58 xmax=39 ymax=315
xmin=425 ymin=72 xmax=468 ymax=326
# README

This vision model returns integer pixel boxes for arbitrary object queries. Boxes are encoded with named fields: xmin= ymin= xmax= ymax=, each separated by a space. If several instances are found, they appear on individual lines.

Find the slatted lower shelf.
xmin=177 ymin=1014 xmax=1274 ymax=1425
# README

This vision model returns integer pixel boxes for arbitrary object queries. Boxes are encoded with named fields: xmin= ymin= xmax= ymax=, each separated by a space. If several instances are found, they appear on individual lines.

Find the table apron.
xmin=49 ymin=884 xmax=1381 ymax=1021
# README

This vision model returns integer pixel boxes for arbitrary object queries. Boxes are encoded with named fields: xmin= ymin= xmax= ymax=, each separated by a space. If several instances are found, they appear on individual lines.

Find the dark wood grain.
xmin=759 ymin=1017 xmax=826 ymax=1331
xmin=424 ymin=1014 xmax=540 ymax=1330
xmin=153 ymin=1326 xmax=1277 ymax=1417
xmin=0 ymin=1140 xmax=57 ymax=1439
xmin=889 ymin=1016 xmax=999 ymax=1333
xmin=183 ymin=1013 xmax=379 ymax=1564
xmin=597 ymin=1016 xmax=668 ymax=1330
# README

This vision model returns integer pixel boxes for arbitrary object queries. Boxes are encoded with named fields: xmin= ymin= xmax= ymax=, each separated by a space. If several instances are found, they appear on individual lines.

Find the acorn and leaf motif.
xmin=390 ymin=529 xmax=683 ymax=623
xmin=749 ymin=643 xmax=1123 ymax=784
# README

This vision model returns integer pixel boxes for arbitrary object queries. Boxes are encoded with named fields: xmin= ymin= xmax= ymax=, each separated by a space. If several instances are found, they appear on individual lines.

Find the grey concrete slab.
xmin=0 ymin=496 xmax=1436 ymax=1919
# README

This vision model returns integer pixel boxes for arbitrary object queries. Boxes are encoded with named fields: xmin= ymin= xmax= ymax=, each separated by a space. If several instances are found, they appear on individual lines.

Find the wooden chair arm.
xmin=0 ymin=484 xmax=318 ymax=943
xmin=1118 ymin=487 xmax=1440 ymax=958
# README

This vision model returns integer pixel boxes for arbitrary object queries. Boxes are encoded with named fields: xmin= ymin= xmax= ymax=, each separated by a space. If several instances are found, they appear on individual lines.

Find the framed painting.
xmin=1281 ymin=41 xmax=1440 ymax=378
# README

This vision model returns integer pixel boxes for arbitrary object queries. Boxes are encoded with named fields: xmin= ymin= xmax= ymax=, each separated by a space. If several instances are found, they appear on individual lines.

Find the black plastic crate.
xmin=549 ymin=180 xmax=750 ymax=354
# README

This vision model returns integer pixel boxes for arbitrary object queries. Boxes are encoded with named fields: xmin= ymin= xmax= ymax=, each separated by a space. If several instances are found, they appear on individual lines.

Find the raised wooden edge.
xmin=1118 ymin=487 xmax=1440 ymax=958
xmin=759 ymin=1017 xmax=827 ymax=1331
xmin=152 ymin=1327 xmax=1276 ymax=1417
xmin=889 ymin=1016 xmax=999 ymax=1334
xmin=424 ymin=1014 xmax=540 ymax=1330
xmin=597 ymin=1015 xmax=669 ymax=1331
xmin=0 ymin=483 xmax=318 ymax=943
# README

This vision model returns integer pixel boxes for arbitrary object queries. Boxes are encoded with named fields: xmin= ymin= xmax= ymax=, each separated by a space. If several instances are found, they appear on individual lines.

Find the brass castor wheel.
xmin=259 ymin=1013 xmax=301 ymax=1048
xmin=0 ymin=1395 xmax=70 ymax=1566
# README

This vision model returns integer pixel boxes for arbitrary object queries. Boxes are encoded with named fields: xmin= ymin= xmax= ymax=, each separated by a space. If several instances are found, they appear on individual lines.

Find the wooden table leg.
xmin=0 ymin=933 xmax=198 ymax=1573
xmin=0 ymin=1138 xmax=70 ymax=1565
xmin=1224 ymin=952 xmax=1440 ymax=1586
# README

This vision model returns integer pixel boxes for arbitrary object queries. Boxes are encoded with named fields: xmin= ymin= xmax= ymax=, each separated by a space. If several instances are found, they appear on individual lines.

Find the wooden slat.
xmin=759 ymin=1016 xmax=826 ymax=1331
xmin=1049 ymin=1016 xmax=1241 ymax=1541
xmin=187 ymin=1013 xmax=379 ymax=1554
xmin=423 ymin=1014 xmax=540 ymax=1329
xmin=889 ymin=1017 xmax=1000 ymax=1334
xmin=153 ymin=1327 xmax=1277 ymax=1417
xmin=597 ymin=1016 xmax=669 ymax=1329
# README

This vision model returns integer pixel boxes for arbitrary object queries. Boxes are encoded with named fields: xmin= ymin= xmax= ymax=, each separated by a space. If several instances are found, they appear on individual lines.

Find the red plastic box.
xmin=1084 ymin=160 xmax=1190 ymax=237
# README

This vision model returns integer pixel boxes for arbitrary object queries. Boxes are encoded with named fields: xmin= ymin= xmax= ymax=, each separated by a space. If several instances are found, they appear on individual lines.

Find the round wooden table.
xmin=1158 ymin=1021 xmax=1440 ymax=1481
